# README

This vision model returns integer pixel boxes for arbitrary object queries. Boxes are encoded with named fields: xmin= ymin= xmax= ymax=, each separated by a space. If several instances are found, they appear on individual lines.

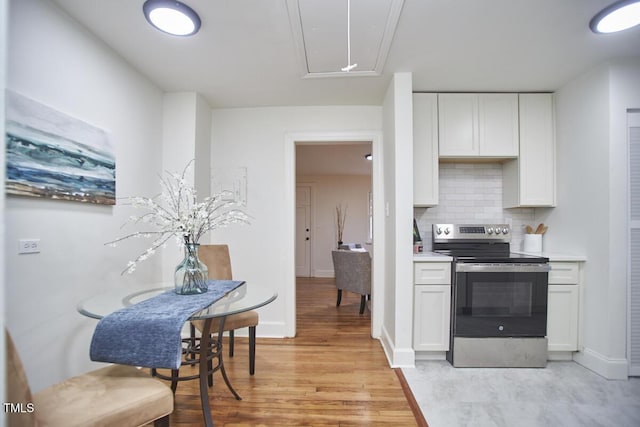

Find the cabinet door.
xmin=438 ymin=94 xmax=478 ymax=156
xmin=478 ymin=94 xmax=519 ymax=157
xmin=413 ymin=93 xmax=439 ymax=206
xmin=518 ymin=93 xmax=556 ymax=206
xmin=414 ymin=285 xmax=451 ymax=351
xmin=547 ymin=284 xmax=579 ymax=352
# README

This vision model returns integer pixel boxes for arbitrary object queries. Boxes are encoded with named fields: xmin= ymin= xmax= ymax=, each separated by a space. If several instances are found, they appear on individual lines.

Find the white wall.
xmin=380 ymin=72 xmax=415 ymax=367
xmin=209 ymin=106 xmax=382 ymax=338
xmin=539 ymin=58 xmax=640 ymax=379
xmin=5 ymin=0 xmax=164 ymax=391
xmin=297 ymin=175 xmax=372 ymax=277
xmin=1 ymin=0 xmax=7 ymax=409
xmin=382 ymin=77 xmax=397 ymax=352
xmin=160 ymin=92 xmax=212 ymax=279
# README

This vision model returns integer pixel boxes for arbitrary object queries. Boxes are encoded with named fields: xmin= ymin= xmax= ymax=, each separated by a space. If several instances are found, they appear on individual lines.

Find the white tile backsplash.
xmin=415 ymin=163 xmax=535 ymax=251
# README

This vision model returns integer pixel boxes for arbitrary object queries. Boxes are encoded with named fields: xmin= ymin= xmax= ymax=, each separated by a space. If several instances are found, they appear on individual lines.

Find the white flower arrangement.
xmin=107 ymin=160 xmax=250 ymax=274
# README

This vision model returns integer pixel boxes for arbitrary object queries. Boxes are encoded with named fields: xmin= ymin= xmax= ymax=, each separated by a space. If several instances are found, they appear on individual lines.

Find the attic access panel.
xmin=287 ymin=0 xmax=404 ymax=78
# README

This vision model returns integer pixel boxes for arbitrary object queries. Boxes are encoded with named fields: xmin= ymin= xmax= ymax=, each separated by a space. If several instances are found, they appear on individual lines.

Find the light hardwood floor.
xmin=163 ymin=277 xmax=422 ymax=426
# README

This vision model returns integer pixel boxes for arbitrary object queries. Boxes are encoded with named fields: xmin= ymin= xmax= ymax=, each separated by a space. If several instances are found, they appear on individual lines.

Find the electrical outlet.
xmin=19 ymin=239 xmax=40 ymax=254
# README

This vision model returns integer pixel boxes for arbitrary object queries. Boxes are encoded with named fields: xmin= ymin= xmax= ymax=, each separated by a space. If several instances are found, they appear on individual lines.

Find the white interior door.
xmin=629 ymin=111 xmax=640 ymax=376
xmin=296 ymin=185 xmax=312 ymax=277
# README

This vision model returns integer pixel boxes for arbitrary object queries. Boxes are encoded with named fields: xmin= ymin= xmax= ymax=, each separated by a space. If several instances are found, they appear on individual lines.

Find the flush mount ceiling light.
xmin=143 ymin=0 xmax=201 ymax=36
xmin=590 ymin=0 xmax=640 ymax=33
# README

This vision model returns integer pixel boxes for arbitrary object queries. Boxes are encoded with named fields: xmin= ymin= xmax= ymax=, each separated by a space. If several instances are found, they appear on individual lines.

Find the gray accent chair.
xmin=331 ymin=249 xmax=372 ymax=314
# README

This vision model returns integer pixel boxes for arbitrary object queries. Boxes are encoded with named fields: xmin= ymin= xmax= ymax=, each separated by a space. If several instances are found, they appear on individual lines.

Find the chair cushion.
xmin=5 ymin=331 xmax=37 ymax=427
xmin=33 ymin=365 xmax=173 ymax=427
xmin=193 ymin=310 xmax=259 ymax=333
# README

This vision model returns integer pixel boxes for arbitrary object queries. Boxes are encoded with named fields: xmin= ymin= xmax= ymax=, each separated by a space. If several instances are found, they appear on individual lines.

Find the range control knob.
xmin=487 ymin=227 xmax=494 ymax=234
xmin=444 ymin=227 xmax=450 ymax=235
xmin=502 ymin=227 xmax=509 ymax=234
xmin=436 ymin=227 xmax=442 ymax=235
xmin=495 ymin=228 xmax=502 ymax=234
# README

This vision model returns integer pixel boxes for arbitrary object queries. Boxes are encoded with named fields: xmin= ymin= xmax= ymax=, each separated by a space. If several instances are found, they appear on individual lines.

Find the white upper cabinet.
xmin=438 ymin=94 xmax=478 ymax=156
xmin=478 ymin=94 xmax=519 ymax=157
xmin=503 ymin=93 xmax=556 ymax=207
xmin=413 ymin=93 xmax=439 ymax=207
xmin=438 ymin=93 xmax=519 ymax=158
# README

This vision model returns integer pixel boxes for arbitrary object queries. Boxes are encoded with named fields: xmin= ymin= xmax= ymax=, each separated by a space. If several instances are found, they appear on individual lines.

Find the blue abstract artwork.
xmin=5 ymin=91 xmax=115 ymax=205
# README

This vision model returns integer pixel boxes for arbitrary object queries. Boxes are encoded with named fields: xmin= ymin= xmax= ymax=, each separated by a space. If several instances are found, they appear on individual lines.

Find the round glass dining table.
xmin=78 ymin=282 xmax=277 ymax=321
xmin=77 ymin=282 xmax=277 ymax=427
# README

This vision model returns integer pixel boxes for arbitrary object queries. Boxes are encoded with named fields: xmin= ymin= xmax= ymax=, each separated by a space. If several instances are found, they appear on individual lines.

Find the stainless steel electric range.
xmin=433 ymin=223 xmax=550 ymax=368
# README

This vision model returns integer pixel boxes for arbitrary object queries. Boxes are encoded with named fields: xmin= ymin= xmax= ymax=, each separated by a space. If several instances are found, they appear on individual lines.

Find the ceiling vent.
xmin=286 ymin=0 xmax=405 ymax=78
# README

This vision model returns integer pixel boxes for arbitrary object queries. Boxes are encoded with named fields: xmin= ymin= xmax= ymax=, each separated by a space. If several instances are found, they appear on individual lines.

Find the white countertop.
xmin=513 ymin=251 xmax=587 ymax=262
xmin=414 ymin=251 xmax=585 ymax=262
xmin=413 ymin=252 xmax=453 ymax=262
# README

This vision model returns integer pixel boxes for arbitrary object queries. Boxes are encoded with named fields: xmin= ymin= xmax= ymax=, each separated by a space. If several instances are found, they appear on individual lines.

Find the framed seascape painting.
xmin=5 ymin=90 xmax=115 ymax=205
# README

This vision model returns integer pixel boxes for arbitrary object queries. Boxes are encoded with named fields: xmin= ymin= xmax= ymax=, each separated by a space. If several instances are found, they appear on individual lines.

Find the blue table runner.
xmin=90 ymin=280 xmax=244 ymax=369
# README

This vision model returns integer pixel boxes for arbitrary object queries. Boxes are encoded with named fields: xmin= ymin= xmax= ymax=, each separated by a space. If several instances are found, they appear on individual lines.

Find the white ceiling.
xmin=289 ymin=0 xmax=403 ymax=77
xmin=52 ymin=0 xmax=640 ymax=109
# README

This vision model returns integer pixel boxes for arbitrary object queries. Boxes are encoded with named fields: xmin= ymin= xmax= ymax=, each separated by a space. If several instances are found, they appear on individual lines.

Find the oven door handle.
xmin=455 ymin=263 xmax=551 ymax=273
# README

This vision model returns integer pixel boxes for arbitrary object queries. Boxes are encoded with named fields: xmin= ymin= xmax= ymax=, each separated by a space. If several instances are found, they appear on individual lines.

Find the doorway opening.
xmin=295 ymin=142 xmax=372 ymax=278
xmin=284 ymin=131 xmax=384 ymax=339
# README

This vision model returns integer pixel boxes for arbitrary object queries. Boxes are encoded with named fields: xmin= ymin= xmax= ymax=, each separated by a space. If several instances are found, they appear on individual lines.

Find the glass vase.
xmin=174 ymin=243 xmax=209 ymax=295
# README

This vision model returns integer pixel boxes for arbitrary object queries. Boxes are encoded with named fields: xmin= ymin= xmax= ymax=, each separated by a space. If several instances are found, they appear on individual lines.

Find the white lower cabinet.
xmin=547 ymin=261 xmax=581 ymax=353
xmin=547 ymin=285 xmax=579 ymax=351
xmin=413 ymin=261 xmax=452 ymax=352
xmin=414 ymin=285 xmax=451 ymax=351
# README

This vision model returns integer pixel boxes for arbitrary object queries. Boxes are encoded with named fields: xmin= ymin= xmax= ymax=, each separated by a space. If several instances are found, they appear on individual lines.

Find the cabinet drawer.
xmin=414 ymin=262 xmax=451 ymax=285
xmin=549 ymin=262 xmax=579 ymax=284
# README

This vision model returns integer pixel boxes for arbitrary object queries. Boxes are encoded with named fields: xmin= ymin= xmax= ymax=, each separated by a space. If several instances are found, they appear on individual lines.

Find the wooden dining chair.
xmin=191 ymin=244 xmax=259 ymax=375
xmin=5 ymin=328 xmax=173 ymax=427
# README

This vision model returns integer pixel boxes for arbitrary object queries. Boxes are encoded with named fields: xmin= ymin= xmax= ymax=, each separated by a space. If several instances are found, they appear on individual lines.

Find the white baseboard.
xmin=313 ymin=269 xmax=334 ymax=278
xmin=379 ymin=325 xmax=415 ymax=368
xmin=415 ymin=351 xmax=447 ymax=361
xmin=380 ymin=326 xmax=394 ymax=366
xmin=573 ymin=347 xmax=628 ymax=380
xmin=547 ymin=351 xmax=574 ymax=361
xmin=183 ymin=321 xmax=288 ymax=339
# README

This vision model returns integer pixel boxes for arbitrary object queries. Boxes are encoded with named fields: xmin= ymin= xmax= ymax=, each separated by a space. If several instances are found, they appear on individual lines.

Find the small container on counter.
xmin=413 ymin=241 xmax=423 ymax=254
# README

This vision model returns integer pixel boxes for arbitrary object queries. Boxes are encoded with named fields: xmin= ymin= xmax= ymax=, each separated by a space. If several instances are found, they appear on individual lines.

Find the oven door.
xmin=453 ymin=263 xmax=550 ymax=338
